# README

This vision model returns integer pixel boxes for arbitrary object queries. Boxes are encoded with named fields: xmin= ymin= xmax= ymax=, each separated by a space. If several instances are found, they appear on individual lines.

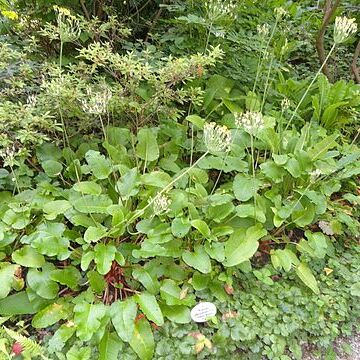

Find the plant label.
xmin=190 ymin=302 xmax=217 ymax=322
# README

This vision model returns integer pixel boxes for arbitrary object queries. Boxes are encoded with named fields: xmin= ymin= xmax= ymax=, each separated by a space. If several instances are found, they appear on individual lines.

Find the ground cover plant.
xmin=0 ymin=0 xmax=359 ymax=359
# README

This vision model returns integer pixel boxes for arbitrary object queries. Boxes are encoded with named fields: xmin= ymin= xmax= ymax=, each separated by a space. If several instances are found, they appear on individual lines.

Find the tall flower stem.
xmin=284 ymin=43 xmax=336 ymax=133
xmin=126 ymin=151 xmax=209 ymax=226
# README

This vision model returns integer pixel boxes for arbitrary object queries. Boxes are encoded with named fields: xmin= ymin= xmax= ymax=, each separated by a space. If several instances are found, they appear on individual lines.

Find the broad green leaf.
xmin=136 ymin=128 xmax=159 ymax=162
xmin=0 ymin=292 xmax=36 ymax=315
xmin=29 ymin=222 xmax=70 ymax=260
xmin=42 ymin=160 xmax=63 ymax=177
xmin=182 ymin=245 xmax=211 ymax=274
xmin=295 ymin=262 xmax=320 ymax=294
xmin=48 ymin=324 xmax=76 ymax=353
xmin=73 ymin=181 xmax=102 ymax=195
xmin=110 ymin=298 xmax=137 ymax=342
xmin=161 ymin=304 xmax=191 ymax=324
xmin=284 ymin=158 xmax=301 ymax=178
xmin=191 ymin=219 xmax=211 ymax=238
xmin=32 ymin=302 xmax=70 ymax=328
xmin=116 ymin=168 xmax=139 ymax=199
xmin=43 ymin=200 xmax=72 ymax=220
xmin=233 ymin=175 xmax=262 ymax=201
xmin=27 ymin=264 xmax=59 ymax=299
xmin=84 ymin=226 xmax=108 ymax=243
xmin=141 ymin=171 xmax=171 ymax=188
xmin=72 ymin=195 xmax=113 ymax=214
xmin=129 ymin=318 xmax=154 ymax=360
xmin=94 ymin=243 xmax=116 ymax=275
xmin=0 ymin=263 xmax=19 ymax=299
xmin=73 ymin=302 xmax=107 ymax=341
xmin=135 ymin=292 xmax=164 ymax=326
xmin=11 ymin=246 xmax=45 ymax=268
xmin=186 ymin=115 xmax=204 ymax=129
xmin=350 ymin=283 xmax=360 ymax=297
xmin=81 ymin=251 xmax=94 ymax=271
xmin=85 ymin=150 xmax=112 ymax=179
xmin=308 ymin=134 xmax=338 ymax=161
xmin=292 ymin=203 xmax=315 ymax=227
xmin=50 ymin=266 xmax=81 ymax=290
xmin=66 ymin=346 xmax=91 ymax=360
xmin=171 ymin=217 xmax=191 ymax=238
xmin=159 ymin=279 xmax=182 ymax=306
xmin=87 ymin=270 xmax=106 ymax=294
xmin=99 ymin=331 xmax=121 ymax=360
xmin=224 ymin=224 xmax=267 ymax=267
xmin=132 ymin=268 xmax=160 ymax=295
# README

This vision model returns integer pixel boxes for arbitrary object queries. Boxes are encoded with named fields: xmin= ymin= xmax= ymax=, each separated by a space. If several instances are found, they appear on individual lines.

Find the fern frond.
xmin=3 ymin=327 xmax=47 ymax=359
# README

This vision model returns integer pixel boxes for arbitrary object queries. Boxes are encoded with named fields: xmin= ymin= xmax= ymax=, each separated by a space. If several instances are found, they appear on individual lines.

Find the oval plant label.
xmin=190 ymin=302 xmax=217 ymax=322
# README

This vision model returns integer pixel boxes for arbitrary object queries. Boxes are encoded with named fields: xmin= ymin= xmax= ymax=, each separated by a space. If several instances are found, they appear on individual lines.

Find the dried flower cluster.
xmin=81 ymin=87 xmax=112 ymax=115
xmin=205 ymin=0 xmax=237 ymax=21
xmin=333 ymin=16 xmax=357 ymax=44
xmin=257 ymin=23 xmax=270 ymax=37
xmin=152 ymin=194 xmax=171 ymax=215
xmin=203 ymin=122 xmax=232 ymax=153
xmin=318 ymin=220 xmax=334 ymax=236
xmin=235 ymin=111 xmax=265 ymax=134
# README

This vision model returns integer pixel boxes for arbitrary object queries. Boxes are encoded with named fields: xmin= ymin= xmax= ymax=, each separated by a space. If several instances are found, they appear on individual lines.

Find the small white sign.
xmin=190 ymin=302 xmax=217 ymax=322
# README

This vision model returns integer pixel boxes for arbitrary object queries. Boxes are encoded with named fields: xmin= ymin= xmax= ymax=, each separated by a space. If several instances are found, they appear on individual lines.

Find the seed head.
xmin=234 ymin=111 xmax=264 ymax=134
xmin=334 ymin=16 xmax=357 ymax=44
xmin=203 ymin=122 xmax=232 ymax=153
xmin=318 ymin=220 xmax=334 ymax=236
xmin=152 ymin=194 xmax=171 ymax=215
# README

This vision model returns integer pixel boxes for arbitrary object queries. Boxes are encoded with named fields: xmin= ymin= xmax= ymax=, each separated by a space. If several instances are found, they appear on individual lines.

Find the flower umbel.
xmin=205 ymin=0 xmax=237 ymax=21
xmin=203 ymin=122 xmax=232 ymax=153
xmin=152 ymin=194 xmax=171 ymax=215
xmin=281 ymin=98 xmax=290 ymax=111
xmin=235 ymin=111 xmax=265 ymax=134
xmin=334 ymin=16 xmax=357 ymax=44
xmin=54 ymin=5 xmax=81 ymax=43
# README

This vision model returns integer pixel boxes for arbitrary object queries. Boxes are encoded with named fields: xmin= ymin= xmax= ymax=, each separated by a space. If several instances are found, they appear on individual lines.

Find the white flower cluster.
xmin=205 ymin=0 xmax=237 ymax=21
xmin=274 ymin=7 xmax=287 ymax=20
xmin=81 ymin=87 xmax=112 ymax=115
xmin=152 ymin=194 xmax=171 ymax=215
xmin=54 ymin=6 xmax=81 ymax=43
xmin=257 ymin=23 xmax=270 ymax=37
xmin=333 ymin=16 xmax=357 ymax=44
xmin=0 ymin=145 xmax=19 ymax=167
xmin=281 ymin=98 xmax=290 ymax=111
xmin=234 ymin=111 xmax=264 ymax=134
xmin=203 ymin=122 xmax=232 ymax=153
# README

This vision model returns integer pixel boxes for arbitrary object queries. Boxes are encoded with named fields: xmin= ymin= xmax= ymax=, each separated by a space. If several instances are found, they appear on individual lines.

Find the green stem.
xmin=284 ymin=43 xmax=336 ymax=133
xmin=126 ymin=151 xmax=209 ymax=226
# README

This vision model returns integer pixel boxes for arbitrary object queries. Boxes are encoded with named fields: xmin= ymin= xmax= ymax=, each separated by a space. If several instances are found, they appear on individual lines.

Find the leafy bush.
xmin=0 ymin=1 xmax=359 ymax=360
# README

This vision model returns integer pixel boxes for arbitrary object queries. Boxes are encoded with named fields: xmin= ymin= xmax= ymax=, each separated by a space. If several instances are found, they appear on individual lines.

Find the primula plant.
xmin=0 ymin=1 xmax=359 ymax=359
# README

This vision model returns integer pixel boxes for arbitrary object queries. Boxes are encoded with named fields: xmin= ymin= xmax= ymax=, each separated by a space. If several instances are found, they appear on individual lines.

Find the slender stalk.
xmin=284 ymin=43 xmax=336 ymax=133
xmin=126 ymin=151 xmax=209 ymax=226
xmin=204 ymin=21 xmax=213 ymax=53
